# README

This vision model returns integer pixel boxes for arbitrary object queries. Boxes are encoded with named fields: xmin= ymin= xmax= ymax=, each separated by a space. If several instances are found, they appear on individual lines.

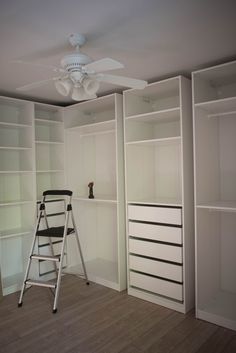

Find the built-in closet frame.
xmin=193 ymin=60 xmax=236 ymax=331
xmin=0 ymin=97 xmax=66 ymax=295
xmin=123 ymin=76 xmax=195 ymax=313
xmin=0 ymin=93 xmax=127 ymax=296
xmin=64 ymin=93 xmax=126 ymax=291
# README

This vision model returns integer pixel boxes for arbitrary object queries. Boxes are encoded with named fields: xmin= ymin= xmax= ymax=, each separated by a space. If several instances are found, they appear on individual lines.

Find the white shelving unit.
xmin=64 ymin=94 xmax=126 ymax=291
xmin=34 ymin=103 xmax=65 ymax=200
xmin=193 ymin=60 xmax=236 ymax=330
xmin=0 ymin=97 xmax=36 ymax=295
xmin=124 ymin=76 xmax=194 ymax=313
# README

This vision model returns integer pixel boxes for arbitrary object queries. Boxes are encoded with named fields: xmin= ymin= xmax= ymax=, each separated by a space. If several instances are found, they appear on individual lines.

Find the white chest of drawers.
xmin=127 ymin=203 xmax=192 ymax=313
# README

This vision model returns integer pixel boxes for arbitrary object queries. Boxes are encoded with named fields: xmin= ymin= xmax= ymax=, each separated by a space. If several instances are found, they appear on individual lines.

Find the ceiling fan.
xmin=15 ymin=33 xmax=147 ymax=101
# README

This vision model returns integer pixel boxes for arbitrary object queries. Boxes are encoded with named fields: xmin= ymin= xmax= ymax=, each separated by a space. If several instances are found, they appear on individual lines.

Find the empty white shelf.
xmin=0 ymin=146 xmax=32 ymax=150
xmin=35 ymin=118 xmax=63 ymax=125
xmin=195 ymin=96 xmax=236 ymax=116
xmin=197 ymin=201 xmax=236 ymax=211
xmin=36 ymin=170 xmax=64 ymax=173
xmin=35 ymin=140 xmax=64 ymax=145
xmin=125 ymin=107 xmax=180 ymax=123
xmin=0 ymin=200 xmax=33 ymax=206
xmin=67 ymin=120 xmax=116 ymax=135
xmin=0 ymin=122 xmax=32 ymax=128
xmin=73 ymin=196 xmax=117 ymax=204
xmin=0 ymin=227 xmax=33 ymax=239
xmin=126 ymin=136 xmax=181 ymax=146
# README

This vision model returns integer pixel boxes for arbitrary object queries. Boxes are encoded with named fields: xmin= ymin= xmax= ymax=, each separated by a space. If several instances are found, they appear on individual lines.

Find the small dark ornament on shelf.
xmin=88 ymin=182 xmax=94 ymax=199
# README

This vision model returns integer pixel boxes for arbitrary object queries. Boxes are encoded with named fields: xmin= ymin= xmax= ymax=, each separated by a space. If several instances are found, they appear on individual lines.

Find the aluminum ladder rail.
xmin=18 ymin=189 xmax=89 ymax=313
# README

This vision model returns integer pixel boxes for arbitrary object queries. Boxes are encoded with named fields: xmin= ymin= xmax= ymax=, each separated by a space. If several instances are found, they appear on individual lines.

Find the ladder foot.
xmin=18 ymin=302 xmax=23 ymax=307
xmin=52 ymin=308 xmax=57 ymax=314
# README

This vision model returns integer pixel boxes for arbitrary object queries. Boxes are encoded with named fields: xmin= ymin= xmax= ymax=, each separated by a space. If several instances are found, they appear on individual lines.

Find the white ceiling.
xmin=0 ymin=0 xmax=235 ymax=106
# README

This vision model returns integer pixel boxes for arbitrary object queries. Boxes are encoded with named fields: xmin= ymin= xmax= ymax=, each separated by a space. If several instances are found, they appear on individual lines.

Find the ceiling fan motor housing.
xmin=61 ymin=53 xmax=91 ymax=72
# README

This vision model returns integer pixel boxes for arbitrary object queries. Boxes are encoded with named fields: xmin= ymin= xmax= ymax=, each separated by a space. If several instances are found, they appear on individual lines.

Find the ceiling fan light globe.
xmin=72 ymin=86 xmax=86 ymax=101
xmin=55 ymin=79 xmax=71 ymax=96
xmin=83 ymin=77 xmax=100 ymax=95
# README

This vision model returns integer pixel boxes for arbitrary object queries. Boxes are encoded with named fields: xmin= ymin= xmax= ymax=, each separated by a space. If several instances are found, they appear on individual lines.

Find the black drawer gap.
xmin=130 ymin=269 xmax=183 ymax=285
xmin=129 ymin=219 xmax=182 ymax=228
xmin=129 ymin=203 xmax=182 ymax=209
xmin=129 ymin=236 xmax=182 ymax=247
xmin=130 ymin=286 xmax=184 ymax=304
xmin=129 ymin=253 xmax=183 ymax=266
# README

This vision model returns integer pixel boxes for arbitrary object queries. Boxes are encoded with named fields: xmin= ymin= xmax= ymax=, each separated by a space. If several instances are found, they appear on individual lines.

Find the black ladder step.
xmin=26 ymin=279 xmax=56 ymax=288
xmin=41 ymin=212 xmax=65 ymax=218
xmin=31 ymin=254 xmax=60 ymax=262
xmin=36 ymin=226 xmax=74 ymax=238
xmin=37 ymin=198 xmax=64 ymax=204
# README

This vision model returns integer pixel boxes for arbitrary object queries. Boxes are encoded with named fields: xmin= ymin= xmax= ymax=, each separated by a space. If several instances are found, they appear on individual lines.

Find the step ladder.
xmin=36 ymin=197 xmax=67 ymax=278
xmin=18 ymin=189 xmax=89 ymax=313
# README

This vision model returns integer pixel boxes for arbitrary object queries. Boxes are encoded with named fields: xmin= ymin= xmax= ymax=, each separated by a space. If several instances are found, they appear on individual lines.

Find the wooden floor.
xmin=0 ymin=276 xmax=236 ymax=353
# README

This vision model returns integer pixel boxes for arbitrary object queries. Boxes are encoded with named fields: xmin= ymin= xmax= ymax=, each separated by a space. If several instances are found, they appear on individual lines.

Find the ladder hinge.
xmin=67 ymin=204 xmax=72 ymax=211
xmin=40 ymin=203 xmax=45 ymax=210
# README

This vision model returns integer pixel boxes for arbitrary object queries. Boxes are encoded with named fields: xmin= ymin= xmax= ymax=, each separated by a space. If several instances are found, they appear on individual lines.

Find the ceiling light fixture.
xmin=71 ymin=86 xmax=85 ymax=101
xmin=55 ymin=73 xmax=100 ymax=101
xmin=54 ymin=79 xmax=72 ymax=97
xmin=83 ymin=77 xmax=100 ymax=96
xmin=71 ymin=85 xmax=97 ymax=101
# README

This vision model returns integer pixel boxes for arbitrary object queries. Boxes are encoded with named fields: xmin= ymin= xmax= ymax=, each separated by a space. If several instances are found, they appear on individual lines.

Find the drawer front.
xmin=129 ymin=238 xmax=182 ymax=263
xmin=129 ymin=255 xmax=183 ymax=282
xmin=128 ymin=221 xmax=182 ymax=244
xmin=128 ymin=205 xmax=182 ymax=225
xmin=130 ymin=271 xmax=183 ymax=301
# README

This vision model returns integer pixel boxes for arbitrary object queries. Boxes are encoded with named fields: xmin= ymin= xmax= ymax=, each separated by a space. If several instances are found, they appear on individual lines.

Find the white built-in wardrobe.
xmin=64 ymin=94 xmax=126 ymax=291
xmin=1 ymin=61 xmax=235 ymax=330
xmin=0 ymin=99 xmax=65 ymax=294
xmin=0 ymin=80 xmax=194 ymax=314
xmin=0 ymin=93 xmax=126 ymax=295
xmin=124 ymin=76 xmax=195 ymax=313
xmin=192 ymin=60 xmax=236 ymax=330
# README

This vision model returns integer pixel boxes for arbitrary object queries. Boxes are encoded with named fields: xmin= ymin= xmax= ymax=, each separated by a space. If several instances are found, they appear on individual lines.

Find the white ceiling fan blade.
xmin=97 ymin=74 xmax=147 ymax=89
xmin=84 ymin=58 xmax=124 ymax=73
xmin=12 ymin=60 xmax=64 ymax=73
xmin=16 ymin=77 xmax=59 ymax=91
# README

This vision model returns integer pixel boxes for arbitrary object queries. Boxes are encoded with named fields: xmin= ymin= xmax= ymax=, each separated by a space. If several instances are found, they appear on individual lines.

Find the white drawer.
xmin=129 ymin=238 xmax=182 ymax=263
xmin=130 ymin=271 xmax=183 ymax=301
xmin=128 ymin=205 xmax=182 ymax=225
xmin=128 ymin=221 xmax=182 ymax=244
xmin=129 ymin=255 xmax=183 ymax=282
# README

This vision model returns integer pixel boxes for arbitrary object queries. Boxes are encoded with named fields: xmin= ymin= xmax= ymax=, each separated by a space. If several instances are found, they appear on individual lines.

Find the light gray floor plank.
xmin=0 ymin=275 xmax=235 ymax=353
